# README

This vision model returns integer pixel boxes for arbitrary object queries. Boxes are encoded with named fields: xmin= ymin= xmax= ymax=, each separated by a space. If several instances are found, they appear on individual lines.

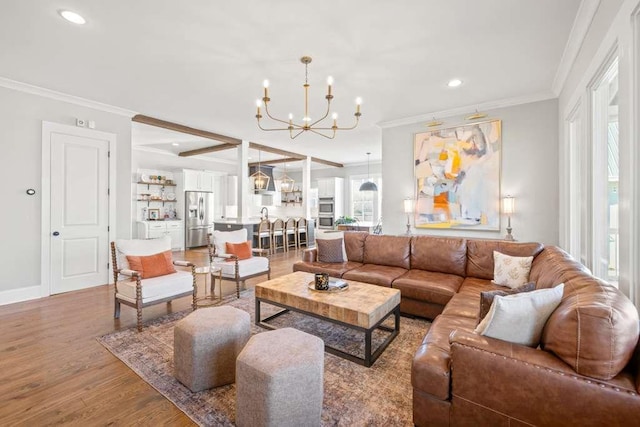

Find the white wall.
xmin=0 ymin=86 xmax=132 ymax=298
xmin=382 ymin=99 xmax=559 ymax=244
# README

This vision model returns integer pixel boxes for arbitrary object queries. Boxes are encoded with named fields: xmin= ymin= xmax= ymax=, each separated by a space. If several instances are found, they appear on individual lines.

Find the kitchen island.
xmin=214 ymin=218 xmax=315 ymax=249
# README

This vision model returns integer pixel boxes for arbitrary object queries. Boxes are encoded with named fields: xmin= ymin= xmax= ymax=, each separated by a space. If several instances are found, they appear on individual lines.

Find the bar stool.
xmin=284 ymin=218 xmax=297 ymax=252
xmin=253 ymin=219 xmax=272 ymax=253
xmin=270 ymin=218 xmax=285 ymax=254
xmin=296 ymin=218 xmax=308 ymax=248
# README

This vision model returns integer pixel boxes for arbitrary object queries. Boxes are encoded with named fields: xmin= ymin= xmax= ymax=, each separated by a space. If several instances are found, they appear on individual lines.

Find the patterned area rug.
xmin=98 ymin=290 xmax=430 ymax=426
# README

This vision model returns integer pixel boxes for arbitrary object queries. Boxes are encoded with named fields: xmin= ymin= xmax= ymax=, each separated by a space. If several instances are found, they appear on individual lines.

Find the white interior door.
xmin=48 ymin=126 xmax=110 ymax=294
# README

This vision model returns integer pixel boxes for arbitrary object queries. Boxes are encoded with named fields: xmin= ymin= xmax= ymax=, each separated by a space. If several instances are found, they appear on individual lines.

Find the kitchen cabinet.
xmin=183 ymin=169 xmax=214 ymax=192
xmin=137 ymin=220 xmax=184 ymax=250
xmin=317 ymin=177 xmax=343 ymax=198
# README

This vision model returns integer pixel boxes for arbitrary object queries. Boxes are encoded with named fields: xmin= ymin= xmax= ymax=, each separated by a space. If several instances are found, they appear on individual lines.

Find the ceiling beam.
xmin=178 ymin=143 xmax=239 ymax=157
xmin=248 ymin=157 xmax=301 ymax=167
xmin=311 ymin=157 xmax=344 ymax=168
xmin=132 ymin=114 xmax=242 ymax=145
xmin=248 ymin=142 xmax=305 ymax=159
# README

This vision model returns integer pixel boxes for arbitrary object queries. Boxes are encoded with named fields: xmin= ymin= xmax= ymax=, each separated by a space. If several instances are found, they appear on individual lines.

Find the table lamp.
xmin=404 ymin=198 xmax=413 ymax=235
xmin=503 ymin=195 xmax=515 ymax=241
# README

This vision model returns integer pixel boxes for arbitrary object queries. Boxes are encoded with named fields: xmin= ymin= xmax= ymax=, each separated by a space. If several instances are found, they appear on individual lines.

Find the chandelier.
xmin=255 ymin=56 xmax=362 ymax=139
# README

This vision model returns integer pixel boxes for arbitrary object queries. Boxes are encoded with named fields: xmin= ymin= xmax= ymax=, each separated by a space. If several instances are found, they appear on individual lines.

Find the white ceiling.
xmin=0 ymin=0 xmax=581 ymax=164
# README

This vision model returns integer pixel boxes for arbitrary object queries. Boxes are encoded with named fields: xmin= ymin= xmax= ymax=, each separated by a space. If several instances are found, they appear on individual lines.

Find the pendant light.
xmin=250 ymin=150 xmax=270 ymax=191
xmin=278 ymin=160 xmax=295 ymax=193
xmin=359 ymin=152 xmax=378 ymax=192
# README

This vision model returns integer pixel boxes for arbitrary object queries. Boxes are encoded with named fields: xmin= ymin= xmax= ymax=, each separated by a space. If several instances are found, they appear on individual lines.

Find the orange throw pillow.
xmin=225 ymin=241 xmax=252 ymax=260
xmin=126 ymin=251 xmax=176 ymax=279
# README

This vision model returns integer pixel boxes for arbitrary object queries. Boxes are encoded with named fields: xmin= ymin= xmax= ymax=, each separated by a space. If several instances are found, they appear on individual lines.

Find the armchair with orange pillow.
xmin=110 ymin=236 xmax=196 ymax=331
xmin=207 ymin=229 xmax=270 ymax=298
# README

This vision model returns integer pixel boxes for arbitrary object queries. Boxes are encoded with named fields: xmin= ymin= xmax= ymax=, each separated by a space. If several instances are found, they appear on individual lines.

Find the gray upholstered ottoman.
xmin=236 ymin=327 xmax=324 ymax=427
xmin=174 ymin=306 xmax=250 ymax=392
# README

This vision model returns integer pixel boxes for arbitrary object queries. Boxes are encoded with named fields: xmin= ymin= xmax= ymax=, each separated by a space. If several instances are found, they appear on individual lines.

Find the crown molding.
xmin=551 ymin=0 xmax=601 ymax=96
xmin=377 ymin=91 xmax=555 ymax=129
xmin=0 ymin=76 xmax=138 ymax=117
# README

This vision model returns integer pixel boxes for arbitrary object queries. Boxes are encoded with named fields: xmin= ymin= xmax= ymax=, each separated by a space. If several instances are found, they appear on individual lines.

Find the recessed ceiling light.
xmin=172 ymin=143 xmax=179 ymax=146
xmin=59 ymin=10 xmax=86 ymax=25
xmin=447 ymin=79 xmax=463 ymax=88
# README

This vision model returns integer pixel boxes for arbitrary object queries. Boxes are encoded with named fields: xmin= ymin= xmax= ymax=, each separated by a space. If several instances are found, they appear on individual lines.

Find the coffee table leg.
xmin=365 ymin=329 xmax=372 ymax=367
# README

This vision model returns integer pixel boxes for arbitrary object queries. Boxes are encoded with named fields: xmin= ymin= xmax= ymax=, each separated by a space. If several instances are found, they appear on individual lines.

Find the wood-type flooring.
xmin=0 ymin=247 xmax=302 ymax=426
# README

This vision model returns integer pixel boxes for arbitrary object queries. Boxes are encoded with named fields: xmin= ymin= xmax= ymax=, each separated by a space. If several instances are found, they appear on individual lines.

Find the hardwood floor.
xmin=0 ymin=247 xmax=303 ymax=426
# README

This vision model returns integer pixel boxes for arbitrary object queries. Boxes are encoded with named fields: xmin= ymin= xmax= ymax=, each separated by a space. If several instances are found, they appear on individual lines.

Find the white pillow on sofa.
xmin=492 ymin=251 xmax=533 ymax=288
xmin=474 ymin=283 xmax=564 ymax=347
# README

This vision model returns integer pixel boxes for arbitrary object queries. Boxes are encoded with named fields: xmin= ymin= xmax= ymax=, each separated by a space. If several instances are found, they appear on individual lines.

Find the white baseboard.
xmin=0 ymin=286 xmax=43 ymax=306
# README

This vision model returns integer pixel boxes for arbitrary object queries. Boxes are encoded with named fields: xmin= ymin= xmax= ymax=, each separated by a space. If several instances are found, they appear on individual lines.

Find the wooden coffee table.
xmin=255 ymin=271 xmax=401 ymax=367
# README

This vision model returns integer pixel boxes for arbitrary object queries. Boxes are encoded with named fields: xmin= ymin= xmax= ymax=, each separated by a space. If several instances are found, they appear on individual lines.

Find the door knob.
xmin=52 ymin=231 xmax=60 ymax=236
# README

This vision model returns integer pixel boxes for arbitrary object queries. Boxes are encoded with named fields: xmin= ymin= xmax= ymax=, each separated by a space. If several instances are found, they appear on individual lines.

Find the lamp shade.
xmin=503 ymin=196 xmax=515 ymax=214
xmin=403 ymin=198 xmax=413 ymax=214
xmin=359 ymin=181 xmax=378 ymax=192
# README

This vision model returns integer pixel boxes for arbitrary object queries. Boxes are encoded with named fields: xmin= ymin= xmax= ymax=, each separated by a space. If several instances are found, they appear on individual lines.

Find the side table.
xmin=194 ymin=264 xmax=223 ymax=307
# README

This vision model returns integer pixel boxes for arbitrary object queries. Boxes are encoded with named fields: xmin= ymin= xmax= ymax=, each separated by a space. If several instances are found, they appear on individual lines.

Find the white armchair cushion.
xmin=213 ymin=256 xmax=269 ymax=279
xmin=115 ymin=236 xmax=172 ymax=271
xmin=213 ymin=229 xmax=248 ymax=256
xmin=116 ymin=270 xmax=193 ymax=304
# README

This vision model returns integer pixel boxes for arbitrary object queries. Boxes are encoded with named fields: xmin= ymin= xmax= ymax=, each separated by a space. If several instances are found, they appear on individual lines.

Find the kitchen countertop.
xmin=216 ymin=217 xmax=313 ymax=225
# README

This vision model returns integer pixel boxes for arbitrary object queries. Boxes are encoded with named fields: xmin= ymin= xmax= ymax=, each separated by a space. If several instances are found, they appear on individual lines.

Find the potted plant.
xmin=334 ymin=216 xmax=359 ymax=228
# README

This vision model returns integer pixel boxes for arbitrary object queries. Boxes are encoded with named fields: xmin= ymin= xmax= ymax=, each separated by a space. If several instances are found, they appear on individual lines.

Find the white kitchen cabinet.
xmin=183 ymin=169 xmax=214 ymax=192
xmin=137 ymin=220 xmax=184 ymax=250
xmin=317 ymin=177 xmax=343 ymax=198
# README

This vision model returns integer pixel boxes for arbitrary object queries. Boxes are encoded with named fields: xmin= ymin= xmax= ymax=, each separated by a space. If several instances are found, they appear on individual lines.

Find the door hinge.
xmin=107 ymin=226 xmax=110 ymax=232
xmin=107 ymin=263 xmax=110 ymax=269
xmin=107 ymin=188 xmax=110 ymax=195
xmin=108 ymin=151 xmax=111 ymax=158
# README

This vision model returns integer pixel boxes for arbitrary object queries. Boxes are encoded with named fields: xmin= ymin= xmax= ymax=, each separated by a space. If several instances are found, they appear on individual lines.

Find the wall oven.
xmin=318 ymin=197 xmax=334 ymax=215
xmin=317 ymin=215 xmax=334 ymax=229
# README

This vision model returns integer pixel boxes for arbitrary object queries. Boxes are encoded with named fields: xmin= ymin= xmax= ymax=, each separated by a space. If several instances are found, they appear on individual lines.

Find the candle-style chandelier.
xmin=255 ymin=56 xmax=362 ymax=139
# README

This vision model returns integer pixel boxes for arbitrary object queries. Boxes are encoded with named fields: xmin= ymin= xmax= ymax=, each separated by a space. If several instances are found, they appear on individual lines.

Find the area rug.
xmin=98 ymin=290 xmax=430 ymax=426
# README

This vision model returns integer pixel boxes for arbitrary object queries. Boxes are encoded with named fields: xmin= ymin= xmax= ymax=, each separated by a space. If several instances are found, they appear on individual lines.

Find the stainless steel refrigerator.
xmin=185 ymin=191 xmax=214 ymax=248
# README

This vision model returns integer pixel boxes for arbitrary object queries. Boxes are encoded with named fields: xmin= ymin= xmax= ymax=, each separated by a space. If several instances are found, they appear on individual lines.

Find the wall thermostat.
xmin=76 ymin=118 xmax=86 ymax=127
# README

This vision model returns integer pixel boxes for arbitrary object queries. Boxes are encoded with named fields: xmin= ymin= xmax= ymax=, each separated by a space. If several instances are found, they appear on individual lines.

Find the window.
xmin=349 ymin=175 xmax=381 ymax=223
xmin=591 ymin=56 xmax=619 ymax=283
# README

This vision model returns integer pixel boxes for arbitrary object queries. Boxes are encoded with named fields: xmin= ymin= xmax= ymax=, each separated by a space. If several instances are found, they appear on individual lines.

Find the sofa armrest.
xmin=302 ymin=248 xmax=317 ymax=263
xmin=449 ymin=330 xmax=640 ymax=425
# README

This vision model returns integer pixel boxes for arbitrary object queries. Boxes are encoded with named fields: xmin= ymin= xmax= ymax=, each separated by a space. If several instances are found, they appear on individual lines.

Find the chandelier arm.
xmin=263 ymin=103 xmax=300 ymax=127
xmin=308 ymin=99 xmax=332 ymax=127
xmin=309 ymin=128 xmax=336 ymax=139
xmin=257 ymin=121 xmax=294 ymax=131
xmin=291 ymin=129 xmax=306 ymax=139
xmin=335 ymin=116 xmax=361 ymax=131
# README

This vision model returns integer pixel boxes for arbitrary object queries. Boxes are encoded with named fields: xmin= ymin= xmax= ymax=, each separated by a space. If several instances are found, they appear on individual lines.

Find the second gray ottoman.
xmin=174 ymin=306 xmax=250 ymax=392
xmin=236 ymin=327 xmax=325 ymax=427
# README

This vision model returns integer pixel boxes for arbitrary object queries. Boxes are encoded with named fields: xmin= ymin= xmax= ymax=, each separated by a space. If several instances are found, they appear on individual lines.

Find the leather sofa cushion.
xmin=466 ymin=239 xmax=544 ymax=280
xmin=393 ymin=270 xmax=463 ymax=306
xmin=344 ymin=231 xmax=368 ymax=262
xmin=292 ymin=261 xmax=362 ymax=277
xmin=363 ymin=235 xmax=411 ymax=269
xmin=529 ymin=246 xmax=591 ymax=289
xmin=343 ymin=264 xmax=407 ymax=287
xmin=412 ymin=314 xmax=478 ymax=400
xmin=410 ymin=236 xmax=467 ymax=277
xmin=542 ymin=276 xmax=640 ymax=380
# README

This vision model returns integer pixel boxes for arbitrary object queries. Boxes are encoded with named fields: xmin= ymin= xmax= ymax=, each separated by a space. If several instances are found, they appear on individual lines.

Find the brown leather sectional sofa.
xmin=293 ymin=232 xmax=640 ymax=426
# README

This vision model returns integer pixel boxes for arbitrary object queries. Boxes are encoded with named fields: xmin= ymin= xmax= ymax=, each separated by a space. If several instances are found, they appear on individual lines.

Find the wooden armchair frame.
xmin=206 ymin=233 xmax=271 ymax=298
xmin=110 ymin=241 xmax=197 ymax=332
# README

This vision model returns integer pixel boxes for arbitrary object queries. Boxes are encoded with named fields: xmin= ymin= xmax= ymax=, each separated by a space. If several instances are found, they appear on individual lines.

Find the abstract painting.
xmin=413 ymin=120 xmax=501 ymax=230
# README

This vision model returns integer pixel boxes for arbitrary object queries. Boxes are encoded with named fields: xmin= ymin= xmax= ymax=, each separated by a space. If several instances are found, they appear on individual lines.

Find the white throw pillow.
xmin=492 ymin=251 xmax=533 ymax=288
xmin=475 ymin=283 xmax=564 ymax=347
xmin=213 ymin=229 xmax=247 ymax=256
xmin=315 ymin=230 xmax=347 ymax=261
